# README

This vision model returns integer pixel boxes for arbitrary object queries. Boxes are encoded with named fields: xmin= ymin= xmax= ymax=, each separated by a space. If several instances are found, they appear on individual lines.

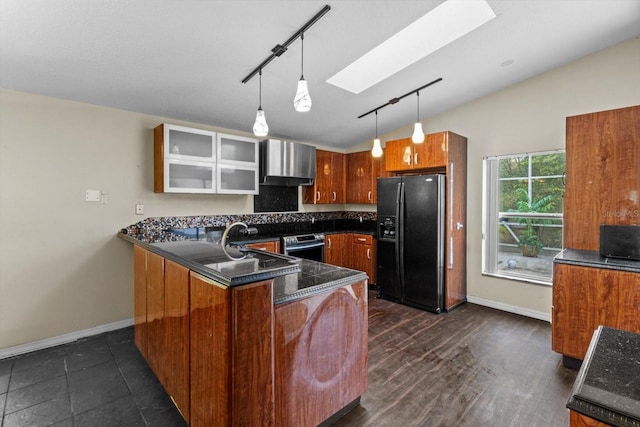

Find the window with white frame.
xmin=482 ymin=150 xmax=565 ymax=284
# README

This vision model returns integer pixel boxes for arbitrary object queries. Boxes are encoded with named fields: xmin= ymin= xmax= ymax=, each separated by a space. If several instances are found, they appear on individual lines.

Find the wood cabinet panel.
xmin=190 ymin=274 xmax=275 ymax=427
xmin=352 ymin=234 xmax=376 ymax=285
xmin=303 ymin=150 xmax=345 ymax=204
xmin=564 ymin=105 xmax=640 ymax=250
xmin=274 ymin=281 xmax=368 ymax=427
xmin=325 ymin=233 xmax=349 ymax=266
xmin=346 ymin=150 xmax=391 ymax=204
xmin=444 ymin=132 xmax=468 ymax=309
xmin=385 ymin=132 xmax=451 ymax=172
xmin=162 ymin=260 xmax=190 ymax=422
xmin=133 ymin=245 xmax=147 ymax=356
xmin=552 ymin=263 xmax=640 ymax=360
xmin=570 ymin=410 xmax=610 ymax=427
xmin=244 ymin=240 xmax=279 ymax=253
xmin=145 ymin=251 xmax=165 ymax=378
xmin=230 ymin=281 xmax=275 ymax=427
xmin=190 ymin=273 xmax=230 ymax=427
xmin=346 ymin=150 xmax=373 ymax=204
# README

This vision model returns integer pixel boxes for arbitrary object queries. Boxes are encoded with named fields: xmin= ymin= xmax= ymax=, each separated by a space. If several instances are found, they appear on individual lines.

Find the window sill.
xmin=482 ymin=271 xmax=552 ymax=287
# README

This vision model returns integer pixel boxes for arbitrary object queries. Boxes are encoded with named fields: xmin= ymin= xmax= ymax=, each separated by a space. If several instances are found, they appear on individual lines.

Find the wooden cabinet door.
xmin=385 ymin=138 xmax=413 ymax=172
xmin=244 ymin=240 xmax=280 ymax=253
xmin=346 ymin=151 xmax=372 ymax=203
xmin=274 ymin=280 xmax=368 ymax=427
xmin=162 ymin=259 xmax=190 ymax=422
xmin=145 ymin=250 xmax=165 ymax=377
xmin=552 ymin=263 xmax=640 ymax=359
xmin=351 ymin=234 xmax=376 ymax=285
xmin=329 ymin=151 xmax=346 ymax=203
xmin=564 ymin=105 xmax=640 ymax=251
xmin=133 ymin=245 xmax=148 ymax=356
xmin=325 ymin=233 xmax=349 ymax=266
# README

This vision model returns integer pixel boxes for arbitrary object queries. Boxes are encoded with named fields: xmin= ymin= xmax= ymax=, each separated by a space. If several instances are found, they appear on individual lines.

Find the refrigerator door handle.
xmin=397 ymin=182 xmax=405 ymax=292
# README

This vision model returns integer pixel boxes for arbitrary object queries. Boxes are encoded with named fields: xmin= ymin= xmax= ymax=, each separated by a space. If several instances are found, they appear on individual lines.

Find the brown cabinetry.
xmin=351 ymin=234 xmax=376 ymax=285
xmin=385 ymin=132 xmax=459 ymax=172
xmin=325 ymin=233 xmax=377 ymax=285
xmin=552 ymin=105 xmax=640 ymax=362
xmin=564 ymin=105 xmax=640 ymax=250
xmin=552 ymin=263 xmax=640 ymax=360
xmin=243 ymin=240 xmax=280 ymax=253
xmin=345 ymin=150 xmax=389 ymax=204
xmin=133 ymin=246 xmax=190 ymax=422
xmin=325 ymin=233 xmax=349 ymax=266
xmin=303 ymin=149 xmax=345 ymax=204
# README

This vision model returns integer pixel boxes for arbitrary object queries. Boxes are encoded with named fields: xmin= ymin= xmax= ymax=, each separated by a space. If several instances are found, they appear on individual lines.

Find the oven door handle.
xmin=285 ymin=242 xmax=325 ymax=251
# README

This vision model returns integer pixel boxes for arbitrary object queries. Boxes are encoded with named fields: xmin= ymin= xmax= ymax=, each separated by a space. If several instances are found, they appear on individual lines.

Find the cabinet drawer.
xmin=352 ymin=234 xmax=373 ymax=245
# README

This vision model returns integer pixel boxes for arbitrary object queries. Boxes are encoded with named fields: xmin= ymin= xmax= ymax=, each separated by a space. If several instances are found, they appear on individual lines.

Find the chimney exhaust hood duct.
xmin=259 ymin=139 xmax=316 ymax=186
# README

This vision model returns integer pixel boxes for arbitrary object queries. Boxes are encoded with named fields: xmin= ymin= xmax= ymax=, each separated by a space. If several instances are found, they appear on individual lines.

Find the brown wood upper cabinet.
xmin=385 ymin=132 xmax=461 ymax=172
xmin=303 ymin=149 xmax=345 ymax=204
xmin=564 ymin=105 xmax=640 ymax=250
xmin=346 ymin=150 xmax=389 ymax=204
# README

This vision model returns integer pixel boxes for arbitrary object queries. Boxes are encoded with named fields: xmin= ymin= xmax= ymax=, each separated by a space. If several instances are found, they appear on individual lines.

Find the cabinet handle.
xmin=367 ymin=191 xmax=372 ymax=201
xmin=357 ymin=238 xmax=367 ymax=242
xmin=367 ymin=248 xmax=371 ymax=260
xmin=414 ymin=153 xmax=418 ymax=165
xmin=327 ymin=238 xmax=332 ymax=249
xmin=332 ymin=191 xmax=336 ymax=201
xmin=316 ymin=191 xmax=320 ymax=201
xmin=254 ymin=247 xmax=267 ymax=251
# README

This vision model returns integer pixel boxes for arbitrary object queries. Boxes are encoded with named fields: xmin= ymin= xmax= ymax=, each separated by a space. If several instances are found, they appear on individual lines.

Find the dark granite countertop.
xmin=567 ymin=326 xmax=640 ymax=426
xmin=554 ymin=249 xmax=640 ymax=273
xmin=119 ymin=232 xmax=367 ymax=304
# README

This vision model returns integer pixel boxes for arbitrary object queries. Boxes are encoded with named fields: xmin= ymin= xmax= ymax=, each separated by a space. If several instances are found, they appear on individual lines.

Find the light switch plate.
xmin=85 ymin=190 xmax=100 ymax=202
xmin=135 ymin=204 xmax=144 ymax=215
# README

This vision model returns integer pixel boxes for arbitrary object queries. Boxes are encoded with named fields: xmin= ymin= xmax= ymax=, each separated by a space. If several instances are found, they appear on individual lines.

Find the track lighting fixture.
xmin=253 ymin=69 xmax=269 ymax=137
xmin=242 ymin=5 xmax=329 ymax=131
xmin=412 ymin=91 xmax=425 ymax=144
xmin=357 ymin=78 xmax=442 ymax=147
xmin=293 ymin=32 xmax=312 ymax=112
xmin=372 ymin=110 xmax=383 ymax=158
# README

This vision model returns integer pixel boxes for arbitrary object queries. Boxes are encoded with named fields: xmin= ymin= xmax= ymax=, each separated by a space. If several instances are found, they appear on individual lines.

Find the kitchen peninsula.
xmin=119 ymin=220 xmax=369 ymax=427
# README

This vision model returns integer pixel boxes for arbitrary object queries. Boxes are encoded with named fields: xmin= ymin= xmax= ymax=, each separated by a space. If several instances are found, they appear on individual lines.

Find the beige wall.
xmin=364 ymin=37 xmax=640 ymax=317
xmin=1 ymin=37 xmax=639 ymax=350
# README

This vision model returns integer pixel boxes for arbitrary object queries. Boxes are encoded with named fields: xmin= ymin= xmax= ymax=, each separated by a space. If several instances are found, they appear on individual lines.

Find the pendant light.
xmin=293 ymin=32 xmax=312 ymax=112
xmin=411 ymin=91 xmax=425 ymax=144
xmin=371 ymin=110 xmax=383 ymax=158
xmin=253 ymin=69 xmax=269 ymax=137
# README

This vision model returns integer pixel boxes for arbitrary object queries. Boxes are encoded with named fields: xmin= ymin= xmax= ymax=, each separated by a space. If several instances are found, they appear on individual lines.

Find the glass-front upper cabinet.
xmin=159 ymin=123 xmax=217 ymax=162
xmin=217 ymin=164 xmax=258 ymax=195
xmin=165 ymin=159 xmax=216 ymax=194
xmin=216 ymin=133 xmax=259 ymax=166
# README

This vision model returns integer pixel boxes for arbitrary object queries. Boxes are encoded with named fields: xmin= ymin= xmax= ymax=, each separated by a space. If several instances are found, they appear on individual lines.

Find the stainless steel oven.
xmin=282 ymin=233 xmax=325 ymax=262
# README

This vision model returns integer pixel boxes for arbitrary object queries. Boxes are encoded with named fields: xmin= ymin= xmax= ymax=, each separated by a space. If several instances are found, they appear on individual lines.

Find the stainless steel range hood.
xmin=259 ymin=139 xmax=316 ymax=186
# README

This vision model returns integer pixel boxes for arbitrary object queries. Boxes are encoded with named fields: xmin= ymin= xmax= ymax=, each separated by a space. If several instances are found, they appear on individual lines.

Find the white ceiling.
xmin=1 ymin=0 xmax=639 ymax=150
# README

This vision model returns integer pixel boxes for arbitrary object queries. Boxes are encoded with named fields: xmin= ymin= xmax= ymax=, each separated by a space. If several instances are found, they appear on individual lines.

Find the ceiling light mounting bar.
xmin=241 ymin=5 xmax=331 ymax=84
xmin=357 ymin=77 xmax=443 ymax=119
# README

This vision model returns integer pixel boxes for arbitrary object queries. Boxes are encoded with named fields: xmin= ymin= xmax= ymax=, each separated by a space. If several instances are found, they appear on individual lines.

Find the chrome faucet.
xmin=220 ymin=221 xmax=249 ymax=260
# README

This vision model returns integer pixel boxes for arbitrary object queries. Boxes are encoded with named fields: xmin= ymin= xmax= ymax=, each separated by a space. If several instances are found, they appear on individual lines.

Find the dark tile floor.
xmin=1 ymin=296 xmax=576 ymax=427
xmin=0 ymin=327 xmax=186 ymax=427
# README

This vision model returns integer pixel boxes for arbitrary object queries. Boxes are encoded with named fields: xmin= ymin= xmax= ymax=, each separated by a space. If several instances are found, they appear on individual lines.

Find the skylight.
xmin=326 ymin=0 xmax=496 ymax=94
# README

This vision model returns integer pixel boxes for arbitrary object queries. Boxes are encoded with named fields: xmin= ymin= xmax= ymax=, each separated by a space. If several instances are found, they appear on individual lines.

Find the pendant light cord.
xmin=258 ymin=69 xmax=262 ymax=108
xmin=300 ymin=33 xmax=305 ymax=78
xmin=416 ymin=91 xmax=420 ymax=122
xmin=375 ymin=110 xmax=379 ymax=137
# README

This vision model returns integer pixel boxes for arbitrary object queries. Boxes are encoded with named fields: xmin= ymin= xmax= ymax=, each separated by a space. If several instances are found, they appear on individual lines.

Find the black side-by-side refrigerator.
xmin=376 ymin=174 xmax=445 ymax=313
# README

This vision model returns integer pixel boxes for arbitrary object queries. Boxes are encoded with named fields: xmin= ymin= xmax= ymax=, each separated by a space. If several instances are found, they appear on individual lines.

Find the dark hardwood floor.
xmin=0 ymin=292 xmax=576 ymax=427
xmin=336 ymin=292 xmax=577 ymax=427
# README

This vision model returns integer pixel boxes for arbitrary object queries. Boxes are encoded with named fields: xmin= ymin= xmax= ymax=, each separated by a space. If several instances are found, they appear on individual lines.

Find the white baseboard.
xmin=0 ymin=318 xmax=134 ymax=360
xmin=466 ymin=296 xmax=551 ymax=322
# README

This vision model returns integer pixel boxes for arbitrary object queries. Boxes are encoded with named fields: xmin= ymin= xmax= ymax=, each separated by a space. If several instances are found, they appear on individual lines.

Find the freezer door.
xmin=376 ymin=177 xmax=402 ymax=217
xmin=376 ymin=177 xmax=402 ymax=301
xmin=400 ymin=175 xmax=445 ymax=313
